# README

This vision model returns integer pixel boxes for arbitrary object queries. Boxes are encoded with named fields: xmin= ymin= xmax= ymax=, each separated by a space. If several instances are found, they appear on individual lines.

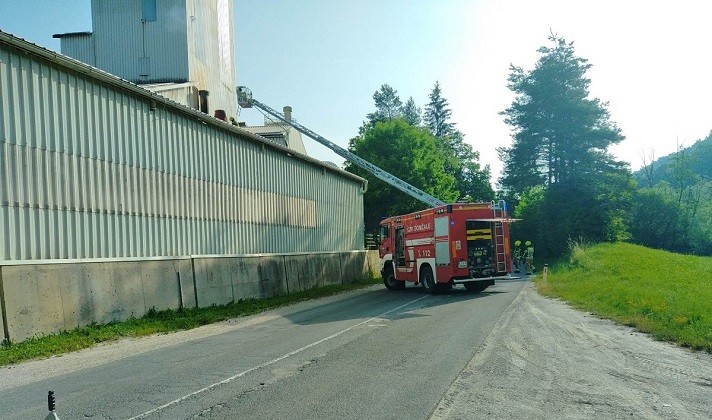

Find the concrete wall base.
xmin=0 ymin=251 xmax=380 ymax=343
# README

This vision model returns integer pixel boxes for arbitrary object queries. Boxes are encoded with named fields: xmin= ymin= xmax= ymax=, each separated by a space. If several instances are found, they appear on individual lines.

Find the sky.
xmin=1 ymin=0 xmax=711 ymax=185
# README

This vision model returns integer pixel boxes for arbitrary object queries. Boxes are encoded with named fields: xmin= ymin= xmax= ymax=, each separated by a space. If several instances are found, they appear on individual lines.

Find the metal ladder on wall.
xmin=492 ymin=200 xmax=507 ymax=273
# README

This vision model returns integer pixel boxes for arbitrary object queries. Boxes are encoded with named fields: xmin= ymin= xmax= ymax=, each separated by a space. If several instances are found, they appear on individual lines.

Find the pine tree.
xmin=365 ymin=84 xmax=403 ymax=125
xmin=424 ymin=81 xmax=493 ymax=201
xmin=423 ymin=81 xmax=455 ymax=137
xmin=500 ymin=34 xmax=634 ymax=259
xmin=401 ymin=96 xmax=421 ymax=126
xmin=499 ymin=35 xmax=625 ymax=193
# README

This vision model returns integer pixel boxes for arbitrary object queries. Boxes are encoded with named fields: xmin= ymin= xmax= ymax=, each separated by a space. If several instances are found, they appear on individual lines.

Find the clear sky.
xmin=2 ymin=0 xmax=711 ymax=184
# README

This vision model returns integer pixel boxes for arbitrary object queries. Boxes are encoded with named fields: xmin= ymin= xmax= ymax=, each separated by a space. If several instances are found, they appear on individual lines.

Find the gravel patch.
xmin=432 ymin=282 xmax=712 ymax=420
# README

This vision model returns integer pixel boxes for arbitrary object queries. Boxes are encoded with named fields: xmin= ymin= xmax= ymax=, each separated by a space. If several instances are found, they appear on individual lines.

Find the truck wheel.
xmin=464 ymin=282 xmax=488 ymax=293
xmin=383 ymin=266 xmax=404 ymax=291
xmin=420 ymin=265 xmax=436 ymax=293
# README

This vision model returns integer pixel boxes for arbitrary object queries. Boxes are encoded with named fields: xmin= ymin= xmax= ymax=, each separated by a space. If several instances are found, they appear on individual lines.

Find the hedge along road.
xmin=0 ymin=278 xmax=527 ymax=419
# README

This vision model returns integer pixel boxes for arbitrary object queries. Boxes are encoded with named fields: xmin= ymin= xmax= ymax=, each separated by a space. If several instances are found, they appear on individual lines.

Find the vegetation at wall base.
xmin=0 ymin=277 xmax=380 ymax=366
xmin=537 ymin=242 xmax=712 ymax=352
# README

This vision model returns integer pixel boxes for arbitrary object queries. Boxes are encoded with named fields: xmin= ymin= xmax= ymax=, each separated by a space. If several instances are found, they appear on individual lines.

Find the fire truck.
xmin=237 ymin=87 xmax=513 ymax=293
xmin=379 ymin=201 xmax=511 ymax=293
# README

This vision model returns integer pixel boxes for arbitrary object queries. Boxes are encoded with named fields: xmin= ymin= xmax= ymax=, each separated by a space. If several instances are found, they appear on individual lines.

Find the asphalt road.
xmin=0 ymin=278 xmax=526 ymax=419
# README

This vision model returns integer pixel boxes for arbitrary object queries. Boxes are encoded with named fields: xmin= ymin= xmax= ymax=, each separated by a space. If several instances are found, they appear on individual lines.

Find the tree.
xmin=630 ymin=137 xmax=712 ymax=256
xmin=346 ymin=120 xmax=458 ymax=231
xmin=633 ymin=132 xmax=712 ymax=187
xmin=499 ymin=34 xmax=633 ymax=258
xmin=460 ymin=161 xmax=494 ymax=202
xmin=689 ymin=182 xmax=712 ymax=255
xmin=402 ymin=96 xmax=421 ymax=126
xmin=364 ymin=84 xmax=403 ymax=127
xmin=423 ymin=82 xmax=493 ymax=201
xmin=423 ymin=81 xmax=455 ymax=138
xmin=513 ymin=172 xmax=632 ymax=261
xmin=499 ymin=35 xmax=625 ymax=193
xmin=450 ymin=132 xmax=494 ymax=201
xmin=629 ymin=184 xmax=683 ymax=251
xmin=349 ymin=81 xmax=492 ymax=234
xmin=640 ymin=148 xmax=656 ymax=188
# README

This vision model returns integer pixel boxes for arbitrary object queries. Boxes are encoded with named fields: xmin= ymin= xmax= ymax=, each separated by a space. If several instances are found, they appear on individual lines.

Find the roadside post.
xmin=44 ymin=391 xmax=59 ymax=420
xmin=542 ymin=264 xmax=548 ymax=283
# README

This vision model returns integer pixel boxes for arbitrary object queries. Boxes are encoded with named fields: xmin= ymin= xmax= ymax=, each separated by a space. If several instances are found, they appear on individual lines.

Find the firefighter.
xmin=525 ymin=241 xmax=535 ymax=275
xmin=512 ymin=240 xmax=522 ymax=273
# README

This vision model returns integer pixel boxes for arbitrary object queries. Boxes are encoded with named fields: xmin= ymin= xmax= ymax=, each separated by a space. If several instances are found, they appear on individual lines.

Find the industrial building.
xmin=0 ymin=1 xmax=372 ymax=343
xmin=54 ymin=0 xmax=307 ymax=158
xmin=240 ymin=107 xmax=308 ymax=155
xmin=54 ymin=0 xmax=237 ymax=118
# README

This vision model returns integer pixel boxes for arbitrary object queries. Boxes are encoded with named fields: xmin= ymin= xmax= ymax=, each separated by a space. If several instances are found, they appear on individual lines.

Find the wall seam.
xmin=0 ymin=266 xmax=10 ymax=343
xmin=177 ymin=271 xmax=183 ymax=310
xmin=190 ymin=256 xmax=199 ymax=308
xmin=283 ymin=255 xmax=289 ymax=294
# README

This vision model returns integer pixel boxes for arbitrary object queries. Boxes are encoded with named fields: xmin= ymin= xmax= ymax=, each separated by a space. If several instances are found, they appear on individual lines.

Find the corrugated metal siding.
xmin=0 ymin=35 xmax=365 ymax=261
xmin=91 ymin=0 xmax=189 ymax=83
xmin=58 ymin=35 xmax=95 ymax=66
xmin=146 ymin=83 xmax=199 ymax=110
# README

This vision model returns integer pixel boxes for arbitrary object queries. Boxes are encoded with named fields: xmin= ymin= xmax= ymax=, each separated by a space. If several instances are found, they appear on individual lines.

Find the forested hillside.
xmin=630 ymin=132 xmax=712 ymax=255
xmin=635 ymin=132 xmax=712 ymax=187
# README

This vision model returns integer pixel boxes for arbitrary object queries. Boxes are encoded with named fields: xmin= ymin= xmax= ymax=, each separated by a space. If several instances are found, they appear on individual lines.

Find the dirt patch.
xmin=432 ymin=282 xmax=712 ymax=420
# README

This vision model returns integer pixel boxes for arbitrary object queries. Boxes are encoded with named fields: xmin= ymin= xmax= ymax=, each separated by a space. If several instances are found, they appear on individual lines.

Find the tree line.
xmin=346 ymin=34 xmax=712 ymax=259
xmin=631 ymin=136 xmax=712 ymax=256
xmin=346 ymin=82 xmax=493 ymax=232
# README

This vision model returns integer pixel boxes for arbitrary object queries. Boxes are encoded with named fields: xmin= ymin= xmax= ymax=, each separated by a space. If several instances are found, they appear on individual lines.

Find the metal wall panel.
xmin=57 ymin=35 xmax=95 ymax=66
xmin=0 ymin=33 xmax=365 ymax=261
xmin=91 ymin=0 xmax=189 ymax=83
xmin=146 ymin=83 xmax=199 ymax=111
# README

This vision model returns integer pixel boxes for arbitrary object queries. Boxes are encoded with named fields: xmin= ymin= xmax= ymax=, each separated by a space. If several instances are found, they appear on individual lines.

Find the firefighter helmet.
xmin=514 ymin=240 xmax=521 ymax=246
xmin=525 ymin=241 xmax=532 ymax=246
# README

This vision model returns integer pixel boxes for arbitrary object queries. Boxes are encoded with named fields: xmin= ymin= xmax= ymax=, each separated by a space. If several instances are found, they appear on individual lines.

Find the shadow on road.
xmin=284 ymin=281 xmax=515 ymax=326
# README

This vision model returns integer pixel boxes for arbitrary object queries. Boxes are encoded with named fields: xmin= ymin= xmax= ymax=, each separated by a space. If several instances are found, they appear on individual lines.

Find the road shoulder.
xmin=0 ymin=285 xmax=384 ymax=391
xmin=431 ymin=282 xmax=712 ymax=420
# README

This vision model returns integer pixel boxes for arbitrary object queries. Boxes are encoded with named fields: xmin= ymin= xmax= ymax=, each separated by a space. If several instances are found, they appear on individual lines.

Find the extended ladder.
xmin=237 ymin=86 xmax=446 ymax=208
xmin=492 ymin=200 xmax=507 ymax=273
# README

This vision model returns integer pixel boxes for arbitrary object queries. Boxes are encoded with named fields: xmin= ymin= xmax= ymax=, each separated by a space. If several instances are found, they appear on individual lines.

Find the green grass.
xmin=0 ymin=277 xmax=381 ymax=366
xmin=537 ymin=242 xmax=712 ymax=352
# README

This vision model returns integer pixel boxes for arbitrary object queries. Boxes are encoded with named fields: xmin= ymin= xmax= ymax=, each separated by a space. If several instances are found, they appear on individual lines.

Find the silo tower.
xmin=54 ymin=0 xmax=237 ymax=119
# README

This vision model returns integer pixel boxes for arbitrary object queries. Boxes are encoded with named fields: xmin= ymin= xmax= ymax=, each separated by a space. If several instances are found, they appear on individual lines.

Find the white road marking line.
xmin=127 ymin=295 xmax=429 ymax=419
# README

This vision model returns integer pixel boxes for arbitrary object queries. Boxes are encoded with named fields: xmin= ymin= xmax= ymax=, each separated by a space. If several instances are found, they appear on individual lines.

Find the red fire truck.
xmin=237 ymin=88 xmax=514 ymax=293
xmin=378 ymin=201 xmax=512 ymax=293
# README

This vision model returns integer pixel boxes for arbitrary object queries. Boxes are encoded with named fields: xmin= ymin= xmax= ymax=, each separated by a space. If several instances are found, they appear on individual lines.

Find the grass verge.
xmin=0 ymin=277 xmax=381 ymax=366
xmin=537 ymin=242 xmax=712 ymax=352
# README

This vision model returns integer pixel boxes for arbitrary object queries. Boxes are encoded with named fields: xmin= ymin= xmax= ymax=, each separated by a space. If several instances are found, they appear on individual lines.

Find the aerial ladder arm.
xmin=237 ymin=86 xmax=446 ymax=208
